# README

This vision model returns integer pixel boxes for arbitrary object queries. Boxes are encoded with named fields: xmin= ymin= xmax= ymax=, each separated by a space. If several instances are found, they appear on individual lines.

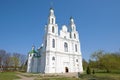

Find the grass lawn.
xmin=0 ymin=71 xmax=120 ymax=80
xmin=22 ymin=72 xmax=120 ymax=80
xmin=79 ymin=72 xmax=120 ymax=80
xmin=0 ymin=72 xmax=20 ymax=80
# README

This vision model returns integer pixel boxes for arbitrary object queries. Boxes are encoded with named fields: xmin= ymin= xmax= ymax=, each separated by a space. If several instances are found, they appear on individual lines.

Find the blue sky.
xmin=0 ymin=0 xmax=120 ymax=61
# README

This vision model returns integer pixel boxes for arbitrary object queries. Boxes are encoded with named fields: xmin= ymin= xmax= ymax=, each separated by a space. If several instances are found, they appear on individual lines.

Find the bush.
xmin=92 ymin=69 xmax=95 ymax=74
xmin=86 ymin=66 xmax=91 ymax=74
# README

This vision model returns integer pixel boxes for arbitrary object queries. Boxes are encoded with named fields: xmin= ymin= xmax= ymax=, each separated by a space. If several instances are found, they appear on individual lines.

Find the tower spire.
xmin=48 ymin=8 xmax=56 ymax=24
xmin=69 ymin=17 xmax=76 ymax=32
xmin=32 ymin=45 xmax=35 ymax=50
xmin=49 ymin=8 xmax=55 ymax=17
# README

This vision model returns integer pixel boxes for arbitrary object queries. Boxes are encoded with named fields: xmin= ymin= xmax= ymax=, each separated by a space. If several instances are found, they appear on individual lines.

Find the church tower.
xmin=46 ymin=8 xmax=58 ymax=35
xmin=42 ymin=8 xmax=59 ymax=73
xmin=69 ymin=17 xmax=79 ymax=41
xmin=27 ymin=46 xmax=41 ymax=73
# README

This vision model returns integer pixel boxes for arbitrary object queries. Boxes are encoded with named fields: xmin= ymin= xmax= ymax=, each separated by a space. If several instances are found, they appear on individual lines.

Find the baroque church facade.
xmin=27 ymin=8 xmax=83 ymax=73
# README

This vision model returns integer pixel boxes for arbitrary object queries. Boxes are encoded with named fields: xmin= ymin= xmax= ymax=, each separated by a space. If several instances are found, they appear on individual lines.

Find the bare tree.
xmin=13 ymin=53 xmax=21 ymax=70
xmin=19 ymin=54 xmax=27 ymax=71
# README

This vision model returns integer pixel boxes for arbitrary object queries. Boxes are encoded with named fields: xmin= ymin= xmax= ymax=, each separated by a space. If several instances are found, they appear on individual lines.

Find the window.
xmin=52 ymin=57 xmax=55 ymax=60
xmin=74 ymin=33 xmax=76 ymax=39
xmin=76 ymin=59 xmax=78 ymax=62
xmin=52 ymin=39 xmax=55 ymax=48
xmin=30 ymin=54 xmax=31 ymax=57
xmin=64 ymin=36 xmax=66 ymax=39
xmin=75 ymin=44 xmax=77 ymax=52
xmin=52 ymin=26 xmax=54 ymax=33
xmin=64 ymin=42 xmax=68 ymax=52
xmin=49 ymin=18 xmax=50 ymax=24
xmin=37 ymin=54 xmax=40 ymax=57
xmin=73 ymin=26 xmax=75 ymax=31
xmin=70 ymin=33 xmax=71 ymax=38
xmin=52 ymin=18 xmax=54 ymax=24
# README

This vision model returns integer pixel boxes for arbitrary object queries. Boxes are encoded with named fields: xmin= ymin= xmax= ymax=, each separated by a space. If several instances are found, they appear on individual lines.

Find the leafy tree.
xmin=90 ymin=50 xmax=120 ymax=72
xmin=91 ymin=50 xmax=104 ymax=62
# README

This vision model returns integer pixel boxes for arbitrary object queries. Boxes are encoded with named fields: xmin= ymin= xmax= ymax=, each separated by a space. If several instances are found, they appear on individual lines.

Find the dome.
xmin=62 ymin=25 xmax=67 ymax=32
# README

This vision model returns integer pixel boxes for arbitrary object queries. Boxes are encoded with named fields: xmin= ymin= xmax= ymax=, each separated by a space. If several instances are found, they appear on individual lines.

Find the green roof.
xmin=28 ymin=46 xmax=41 ymax=58
xmin=29 ymin=50 xmax=38 ymax=54
xmin=29 ymin=50 xmax=41 ymax=58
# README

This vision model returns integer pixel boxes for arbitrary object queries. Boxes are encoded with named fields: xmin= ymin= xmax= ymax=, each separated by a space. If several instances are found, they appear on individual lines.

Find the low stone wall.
xmin=42 ymin=72 xmax=81 ymax=78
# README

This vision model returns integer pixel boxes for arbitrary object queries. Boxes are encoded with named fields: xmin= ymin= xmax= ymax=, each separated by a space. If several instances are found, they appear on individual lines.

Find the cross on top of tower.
xmin=32 ymin=45 xmax=35 ymax=50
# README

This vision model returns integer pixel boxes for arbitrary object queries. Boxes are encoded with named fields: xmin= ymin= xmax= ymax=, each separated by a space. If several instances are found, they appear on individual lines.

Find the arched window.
xmin=76 ymin=59 xmax=78 ymax=62
xmin=30 ymin=54 xmax=31 ymax=57
xmin=73 ymin=26 xmax=74 ymax=31
xmin=75 ymin=44 xmax=77 ymax=52
xmin=70 ymin=33 xmax=71 ymax=38
xmin=64 ymin=42 xmax=68 ymax=52
xmin=64 ymin=36 xmax=66 ymax=39
xmin=74 ymin=33 xmax=76 ymax=39
xmin=52 ymin=56 xmax=55 ymax=60
xmin=52 ymin=18 xmax=54 ymax=24
xmin=52 ymin=39 xmax=55 ymax=48
xmin=52 ymin=26 xmax=54 ymax=33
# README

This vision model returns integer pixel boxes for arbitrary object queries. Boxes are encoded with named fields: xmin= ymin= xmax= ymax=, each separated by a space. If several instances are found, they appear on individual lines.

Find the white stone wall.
xmin=39 ymin=52 xmax=46 ymax=73
xmin=43 ymin=52 xmax=83 ymax=73
xmin=27 ymin=54 xmax=33 ymax=72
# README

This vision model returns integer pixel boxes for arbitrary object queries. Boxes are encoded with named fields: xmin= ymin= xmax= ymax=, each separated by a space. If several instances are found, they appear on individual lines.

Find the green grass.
xmin=1 ymin=71 xmax=120 ymax=80
xmin=34 ymin=73 xmax=120 ymax=80
xmin=79 ymin=72 xmax=120 ymax=80
xmin=32 ymin=72 xmax=120 ymax=80
xmin=0 ymin=72 xmax=20 ymax=80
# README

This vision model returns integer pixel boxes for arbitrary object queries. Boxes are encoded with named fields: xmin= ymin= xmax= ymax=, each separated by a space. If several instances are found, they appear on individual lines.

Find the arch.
xmin=29 ymin=54 xmax=31 ymax=57
xmin=65 ymin=67 xmax=69 ymax=73
xmin=52 ymin=56 xmax=55 ymax=60
xmin=52 ymin=26 xmax=54 ymax=33
xmin=70 ymin=33 xmax=72 ymax=38
xmin=52 ymin=39 xmax=55 ymax=48
xmin=74 ymin=33 xmax=76 ymax=39
xmin=76 ymin=59 xmax=78 ymax=62
xmin=75 ymin=44 xmax=77 ymax=52
xmin=73 ymin=26 xmax=75 ymax=31
xmin=64 ymin=42 xmax=68 ymax=52
xmin=52 ymin=18 xmax=54 ymax=24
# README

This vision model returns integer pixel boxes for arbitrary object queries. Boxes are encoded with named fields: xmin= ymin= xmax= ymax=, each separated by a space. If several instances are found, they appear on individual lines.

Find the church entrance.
xmin=65 ymin=67 xmax=69 ymax=73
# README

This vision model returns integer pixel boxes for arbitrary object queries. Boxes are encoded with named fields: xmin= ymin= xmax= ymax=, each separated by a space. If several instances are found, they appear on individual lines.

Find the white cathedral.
xmin=27 ymin=8 xmax=83 ymax=73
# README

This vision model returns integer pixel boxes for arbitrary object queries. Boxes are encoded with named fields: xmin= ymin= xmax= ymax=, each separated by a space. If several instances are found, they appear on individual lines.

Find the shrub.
xmin=86 ymin=66 xmax=91 ymax=74
xmin=92 ymin=69 xmax=95 ymax=74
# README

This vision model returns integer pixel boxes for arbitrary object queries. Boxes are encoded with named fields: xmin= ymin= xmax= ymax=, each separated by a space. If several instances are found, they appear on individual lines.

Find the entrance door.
xmin=65 ymin=67 xmax=69 ymax=73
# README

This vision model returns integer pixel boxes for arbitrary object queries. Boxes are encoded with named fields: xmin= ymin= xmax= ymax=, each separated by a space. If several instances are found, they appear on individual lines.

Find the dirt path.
xmin=15 ymin=74 xmax=36 ymax=80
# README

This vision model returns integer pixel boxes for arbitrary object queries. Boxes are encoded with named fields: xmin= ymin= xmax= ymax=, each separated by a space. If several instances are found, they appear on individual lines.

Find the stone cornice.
xmin=47 ymin=33 xmax=80 ymax=43
xmin=44 ymin=50 xmax=81 ymax=56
